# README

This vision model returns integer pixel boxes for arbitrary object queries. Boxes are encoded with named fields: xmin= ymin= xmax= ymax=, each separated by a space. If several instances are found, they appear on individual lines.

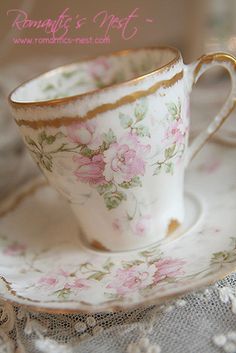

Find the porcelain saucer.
xmin=0 ymin=141 xmax=236 ymax=313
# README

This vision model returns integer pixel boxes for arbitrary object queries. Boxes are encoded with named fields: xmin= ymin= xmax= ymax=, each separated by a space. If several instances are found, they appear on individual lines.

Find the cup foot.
xmin=77 ymin=190 xmax=204 ymax=253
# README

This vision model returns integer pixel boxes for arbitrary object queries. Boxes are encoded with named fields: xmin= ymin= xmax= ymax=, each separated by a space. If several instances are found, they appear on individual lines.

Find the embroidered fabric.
xmin=1 ymin=58 xmax=236 ymax=353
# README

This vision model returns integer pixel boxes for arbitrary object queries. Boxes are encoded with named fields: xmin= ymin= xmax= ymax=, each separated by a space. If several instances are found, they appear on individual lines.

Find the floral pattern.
xmin=153 ymin=98 xmax=188 ymax=175
xmin=22 ymin=97 xmax=189 ymax=241
xmin=0 ymin=235 xmax=26 ymax=257
xmin=24 ymin=98 xmax=187 ymax=232
xmin=38 ymin=270 xmax=90 ymax=300
xmin=41 ymin=56 xmax=127 ymax=100
xmin=1 ymin=227 xmax=236 ymax=303
xmin=106 ymin=256 xmax=185 ymax=296
xmin=103 ymin=132 xmax=150 ymax=184
xmin=73 ymin=154 xmax=106 ymax=185
xmin=1 ymin=232 xmax=186 ymax=299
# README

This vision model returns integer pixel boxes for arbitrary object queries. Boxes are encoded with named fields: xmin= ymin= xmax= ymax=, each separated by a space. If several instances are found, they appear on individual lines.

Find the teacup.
xmin=9 ymin=47 xmax=236 ymax=251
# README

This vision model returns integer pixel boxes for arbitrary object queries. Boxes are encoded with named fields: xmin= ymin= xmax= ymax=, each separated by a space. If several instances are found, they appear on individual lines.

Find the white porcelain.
xmin=0 ymin=141 xmax=236 ymax=313
xmin=9 ymin=47 xmax=236 ymax=251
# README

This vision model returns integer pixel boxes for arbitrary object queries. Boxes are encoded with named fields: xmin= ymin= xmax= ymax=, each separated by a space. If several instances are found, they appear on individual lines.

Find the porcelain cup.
xmin=9 ymin=47 xmax=236 ymax=251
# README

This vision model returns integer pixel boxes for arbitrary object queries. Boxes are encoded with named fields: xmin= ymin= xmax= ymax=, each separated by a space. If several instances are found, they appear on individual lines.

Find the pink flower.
xmin=106 ymin=263 xmax=156 ymax=295
xmin=38 ymin=276 xmax=58 ymax=287
xmin=38 ymin=272 xmax=90 ymax=294
xmin=112 ymin=218 xmax=123 ymax=232
xmin=104 ymin=133 xmax=151 ymax=184
xmin=131 ymin=215 xmax=151 ymax=237
xmin=73 ymin=154 xmax=106 ymax=185
xmin=67 ymin=120 xmax=101 ymax=150
xmin=4 ymin=242 xmax=26 ymax=256
xmin=153 ymin=258 xmax=185 ymax=283
xmin=58 ymin=269 xmax=71 ymax=277
xmin=89 ymin=57 xmax=111 ymax=84
xmin=65 ymin=278 xmax=90 ymax=291
xmin=165 ymin=119 xmax=186 ymax=145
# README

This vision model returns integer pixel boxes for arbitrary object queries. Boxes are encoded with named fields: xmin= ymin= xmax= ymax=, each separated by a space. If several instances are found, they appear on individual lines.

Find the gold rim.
xmin=0 ymin=170 xmax=235 ymax=314
xmin=15 ymin=70 xmax=183 ymax=129
xmin=193 ymin=52 xmax=236 ymax=81
xmin=9 ymin=46 xmax=181 ymax=109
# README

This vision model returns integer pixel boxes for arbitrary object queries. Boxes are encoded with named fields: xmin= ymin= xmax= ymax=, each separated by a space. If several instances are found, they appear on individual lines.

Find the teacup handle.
xmin=184 ymin=52 xmax=236 ymax=167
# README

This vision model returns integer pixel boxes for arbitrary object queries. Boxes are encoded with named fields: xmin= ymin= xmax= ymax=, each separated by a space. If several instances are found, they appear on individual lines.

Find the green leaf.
xmin=62 ymin=70 xmax=76 ymax=79
xmin=54 ymin=287 xmax=71 ymax=299
xmin=41 ymin=155 xmax=53 ymax=172
xmin=80 ymin=146 xmax=95 ymax=158
xmin=211 ymin=251 xmax=232 ymax=264
xmin=55 ymin=132 xmax=66 ymax=139
xmin=134 ymin=99 xmax=148 ymax=122
xmin=96 ymin=183 xmax=113 ymax=195
xmin=119 ymin=113 xmax=133 ymax=129
xmin=95 ymin=80 xmax=107 ymax=89
xmin=119 ymin=176 xmax=142 ymax=189
xmin=38 ymin=131 xmax=47 ymax=144
xmin=38 ymin=131 xmax=56 ymax=145
xmin=135 ymin=125 xmax=151 ymax=138
xmin=88 ymin=271 xmax=107 ymax=281
xmin=166 ymin=102 xmax=178 ymax=117
xmin=43 ymin=84 xmax=55 ymax=91
xmin=165 ymin=162 xmax=174 ymax=175
xmin=25 ymin=136 xmax=38 ymax=147
xmin=140 ymin=247 xmax=162 ymax=258
xmin=73 ymin=79 xmax=87 ymax=87
xmin=122 ymin=260 xmax=144 ymax=269
xmin=111 ymin=71 xmax=125 ymax=84
xmin=153 ymin=165 xmax=162 ymax=176
xmin=178 ymin=98 xmax=181 ymax=115
xmin=103 ymin=258 xmax=114 ymax=271
xmin=104 ymin=191 xmax=126 ymax=210
xmin=45 ymin=135 xmax=56 ymax=144
xmin=102 ymin=129 xmax=117 ymax=148
xmin=164 ymin=144 xmax=176 ymax=159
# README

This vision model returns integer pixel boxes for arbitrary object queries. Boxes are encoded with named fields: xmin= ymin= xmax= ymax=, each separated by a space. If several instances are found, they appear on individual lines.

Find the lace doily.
xmin=1 ymin=277 xmax=236 ymax=353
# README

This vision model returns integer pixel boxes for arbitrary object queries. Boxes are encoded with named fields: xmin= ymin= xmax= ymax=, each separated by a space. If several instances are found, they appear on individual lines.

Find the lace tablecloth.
xmin=0 ymin=60 xmax=236 ymax=353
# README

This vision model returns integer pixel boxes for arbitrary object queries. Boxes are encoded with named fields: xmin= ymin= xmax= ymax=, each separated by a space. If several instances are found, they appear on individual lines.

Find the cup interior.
xmin=10 ymin=48 xmax=177 ymax=104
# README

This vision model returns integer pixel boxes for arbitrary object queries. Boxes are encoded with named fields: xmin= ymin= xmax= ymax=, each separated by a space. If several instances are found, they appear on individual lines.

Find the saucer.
xmin=0 ymin=141 xmax=236 ymax=313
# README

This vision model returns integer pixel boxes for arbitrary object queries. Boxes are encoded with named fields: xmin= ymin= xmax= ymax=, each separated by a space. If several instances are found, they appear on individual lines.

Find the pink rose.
xmin=106 ymin=263 xmax=156 ymax=295
xmin=89 ymin=57 xmax=111 ymax=84
xmin=73 ymin=154 xmax=106 ymax=185
xmin=165 ymin=119 xmax=187 ymax=145
xmin=65 ymin=278 xmax=90 ymax=291
xmin=38 ymin=276 xmax=58 ymax=287
xmin=4 ymin=242 xmax=26 ymax=256
xmin=67 ymin=120 xmax=101 ymax=149
xmin=112 ymin=218 xmax=123 ymax=232
xmin=153 ymin=258 xmax=185 ymax=283
xmin=131 ymin=215 xmax=151 ymax=237
xmin=104 ymin=133 xmax=151 ymax=184
xmin=38 ymin=271 xmax=90 ymax=293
